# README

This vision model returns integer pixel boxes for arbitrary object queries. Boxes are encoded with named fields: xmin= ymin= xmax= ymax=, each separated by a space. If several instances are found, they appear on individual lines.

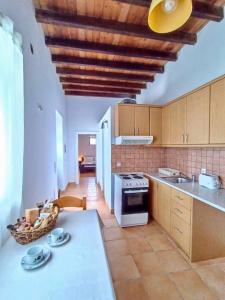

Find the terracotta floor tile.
xmin=109 ymin=255 xmax=140 ymax=282
xmin=169 ymin=270 xmax=218 ymax=300
xmin=105 ymin=239 xmax=130 ymax=259
xmin=146 ymin=233 xmax=175 ymax=252
xmin=103 ymin=218 xmax=118 ymax=228
xmin=196 ymin=264 xmax=225 ymax=299
xmin=155 ymin=249 xmax=191 ymax=274
xmin=114 ymin=279 xmax=150 ymax=300
xmin=133 ymin=252 xmax=165 ymax=276
xmin=103 ymin=227 xmax=124 ymax=241
xmin=142 ymin=274 xmax=183 ymax=300
xmin=127 ymin=237 xmax=153 ymax=255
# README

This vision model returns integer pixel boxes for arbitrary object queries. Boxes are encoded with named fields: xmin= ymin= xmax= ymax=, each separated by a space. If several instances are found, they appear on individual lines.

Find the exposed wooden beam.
xmin=60 ymin=77 xmax=147 ymax=89
xmin=63 ymin=84 xmax=140 ymax=94
xmin=113 ymin=0 xmax=224 ymax=22
xmin=56 ymin=67 xmax=154 ymax=82
xmin=65 ymin=91 xmax=136 ymax=98
xmin=45 ymin=36 xmax=177 ymax=62
xmin=35 ymin=9 xmax=196 ymax=45
xmin=52 ymin=54 xmax=164 ymax=73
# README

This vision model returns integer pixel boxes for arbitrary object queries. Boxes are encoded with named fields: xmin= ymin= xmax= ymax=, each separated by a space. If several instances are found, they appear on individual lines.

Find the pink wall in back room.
xmin=112 ymin=146 xmax=225 ymax=186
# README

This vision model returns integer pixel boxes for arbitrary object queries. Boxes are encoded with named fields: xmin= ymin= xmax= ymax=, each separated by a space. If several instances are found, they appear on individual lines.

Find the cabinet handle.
xmin=185 ymin=134 xmax=188 ymax=143
xmin=137 ymin=128 xmax=139 ymax=135
xmin=176 ymin=196 xmax=182 ymax=200
xmin=182 ymin=134 xmax=185 ymax=143
xmin=175 ymin=227 xmax=183 ymax=234
xmin=175 ymin=208 xmax=183 ymax=214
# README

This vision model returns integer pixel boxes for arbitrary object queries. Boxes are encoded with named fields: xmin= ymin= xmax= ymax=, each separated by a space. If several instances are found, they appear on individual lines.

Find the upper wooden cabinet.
xmin=135 ymin=106 xmax=150 ymax=136
xmin=210 ymin=78 xmax=225 ymax=144
xmin=115 ymin=104 xmax=135 ymax=136
xmin=150 ymin=107 xmax=162 ymax=145
xmin=186 ymin=87 xmax=210 ymax=145
xmin=162 ymin=105 xmax=171 ymax=145
xmin=115 ymin=104 xmax=164 ymax=139
xmin=170 ymin=97 xmax=186 ymax=145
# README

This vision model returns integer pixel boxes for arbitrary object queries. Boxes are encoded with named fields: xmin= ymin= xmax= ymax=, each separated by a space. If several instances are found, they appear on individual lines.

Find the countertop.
xmin=0 ymin=210 xmax=115 ymax=300
xmin=147 ymin=173 xmax=225 ymax=213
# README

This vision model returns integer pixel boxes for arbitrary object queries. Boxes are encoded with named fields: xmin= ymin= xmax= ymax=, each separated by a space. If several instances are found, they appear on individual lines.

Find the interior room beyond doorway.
xmin=78 ymin=134 xmax=96 ymax=180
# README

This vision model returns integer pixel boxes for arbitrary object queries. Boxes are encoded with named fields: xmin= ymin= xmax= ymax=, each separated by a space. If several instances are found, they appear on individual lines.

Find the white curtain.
xmin=0 ymin=14 xmax=24 ymax=247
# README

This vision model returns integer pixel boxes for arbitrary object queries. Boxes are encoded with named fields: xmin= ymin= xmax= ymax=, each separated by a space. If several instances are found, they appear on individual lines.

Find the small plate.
xmin=21 ymin=247 xmax=51 ymax=270
xmin=47 ymin=233 xmax=70 ymax=247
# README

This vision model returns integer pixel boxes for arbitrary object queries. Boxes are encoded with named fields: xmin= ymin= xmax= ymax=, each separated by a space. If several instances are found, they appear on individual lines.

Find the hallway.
xmin=62 ymin=177 xmax=225 ymax=300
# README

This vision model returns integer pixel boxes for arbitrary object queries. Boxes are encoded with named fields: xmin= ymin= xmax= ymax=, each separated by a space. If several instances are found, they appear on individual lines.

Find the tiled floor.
xmin=63 ymin=176 xmax=225 ymax=300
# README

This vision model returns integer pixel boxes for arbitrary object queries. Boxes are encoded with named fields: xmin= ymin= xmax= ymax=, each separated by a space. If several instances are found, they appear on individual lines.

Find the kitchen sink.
xmin=163 ymin=176 xmax=192 ymax=184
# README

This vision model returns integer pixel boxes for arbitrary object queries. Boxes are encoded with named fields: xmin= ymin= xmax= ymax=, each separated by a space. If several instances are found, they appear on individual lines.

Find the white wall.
xmin=0 ymin=0 xmax=68 ymax=208
xmin=137 ymin=9 xmax=225 ymax=105
xmin=97 ymin=108 xmax=112 ymax=209
xmin=66 ymin=96 xmax=119 ymax=182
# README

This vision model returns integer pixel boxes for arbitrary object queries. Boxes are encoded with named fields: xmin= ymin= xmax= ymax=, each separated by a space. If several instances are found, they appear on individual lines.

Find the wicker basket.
xmin=8 ymin=206 xmax=59 ymax=245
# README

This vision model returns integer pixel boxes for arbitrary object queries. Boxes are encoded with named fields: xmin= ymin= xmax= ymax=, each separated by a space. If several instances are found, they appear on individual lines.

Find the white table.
xmin=0 ymin=210 xmax=115 ymax=300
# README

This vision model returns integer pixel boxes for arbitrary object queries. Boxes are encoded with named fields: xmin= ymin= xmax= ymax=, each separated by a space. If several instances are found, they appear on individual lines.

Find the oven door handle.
xmin=124 ymin=189 xmax=148 ymax=194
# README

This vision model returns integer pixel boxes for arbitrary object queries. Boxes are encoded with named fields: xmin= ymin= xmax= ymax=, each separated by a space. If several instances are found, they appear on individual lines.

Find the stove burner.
xmin=122 ymin=176 xmax=132 ymax=180
xmin=133 ymin=175 xmax=143 ymax=179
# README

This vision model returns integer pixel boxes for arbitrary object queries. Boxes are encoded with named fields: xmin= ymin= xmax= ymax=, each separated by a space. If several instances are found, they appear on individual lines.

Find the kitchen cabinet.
xmin=170 ymin=97 xmax=186 ymax=145
xmin=150 ymin=178 xmax=225 ymax=262
xmin=210 ymin=78 xmax=225 ymax=144
xmin=115 ymin=104 xmax=135 ymax=136
xmin=157 ymin=183 xmax=171 ymax=233
xmin=162 ymin=105 xmax=171 ymax=145
xmin=135 ymin=105 xmax=150 ymax=136
xmin=186 ymin=87 xmax=210 ymax=145
xmin=150 ymin=180 xmax=158 ymax=221
xmin=150 ymin=107 xmax=162 ymax=145
xmin=115 ymin=104 xmax=163 ymax=139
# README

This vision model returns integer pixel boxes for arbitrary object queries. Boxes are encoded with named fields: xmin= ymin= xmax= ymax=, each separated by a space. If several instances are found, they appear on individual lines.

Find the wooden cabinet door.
xmin=150 ymin=107 xmax=162 ymax=145
xmin=135 ymin=106 xmax=150 ymax=136
xmin=157 ymin=183 xmax=171 ymax=233
xmin=210 ymin=78 xmax=225 ymax=144
xmin=186 ymin=87 xmax=210 ymax=145
xmin=170 ymin=98 xmax=186 ymax=145
xmin=117 ymin=105 xmax=135 ymax=136
xmin=162 ymin=105 xmax=171 ymax=145
xmin=150 ymin=180 xmax=158 ymax=221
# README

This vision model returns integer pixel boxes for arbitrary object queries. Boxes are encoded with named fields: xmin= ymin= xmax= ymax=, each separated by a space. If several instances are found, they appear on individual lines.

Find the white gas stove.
xmin=114 ymin=173 xmax=149 ymax=227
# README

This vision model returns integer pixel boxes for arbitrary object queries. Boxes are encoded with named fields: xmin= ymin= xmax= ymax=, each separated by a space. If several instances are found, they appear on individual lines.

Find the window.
xmin=90 ymin=137 xmax=96 ymax=145
xmin=0 ymin=14 xmax=24 ymax=246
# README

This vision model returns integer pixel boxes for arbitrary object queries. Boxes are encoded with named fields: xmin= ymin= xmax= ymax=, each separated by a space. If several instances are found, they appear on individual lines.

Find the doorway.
xmin=76 ymin=133 xmax=97 ymax=183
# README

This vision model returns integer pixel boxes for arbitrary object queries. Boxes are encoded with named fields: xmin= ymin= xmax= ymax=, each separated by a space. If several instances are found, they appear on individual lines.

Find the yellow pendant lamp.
xmin=148 ymin=0 xmax=193 ymax=33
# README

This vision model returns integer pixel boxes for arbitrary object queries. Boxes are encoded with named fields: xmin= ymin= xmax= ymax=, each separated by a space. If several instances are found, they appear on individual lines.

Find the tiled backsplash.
xmin=111 ymin=145 xmax=164 ymax=174
xmin=112 ymin=145 xmax=225 ymax=186
xmin=165 ymin=148 xmax=225 ymax=185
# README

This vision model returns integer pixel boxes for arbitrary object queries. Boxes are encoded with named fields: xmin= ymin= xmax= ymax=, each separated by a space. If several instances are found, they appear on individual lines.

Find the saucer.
xmin=47 ymin=232 xmax=70 ymax=247
xmin=21 ymin=247 xmax=51 ymax=270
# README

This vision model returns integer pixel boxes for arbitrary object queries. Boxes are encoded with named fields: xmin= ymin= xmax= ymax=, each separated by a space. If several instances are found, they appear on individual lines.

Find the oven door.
xmin=122 ymin=188 xmax=148 ymax=215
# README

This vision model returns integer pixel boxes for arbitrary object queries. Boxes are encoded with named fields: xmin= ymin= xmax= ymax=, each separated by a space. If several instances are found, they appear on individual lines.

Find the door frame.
xmin=75 ymin=131 xmax=98 ymax=184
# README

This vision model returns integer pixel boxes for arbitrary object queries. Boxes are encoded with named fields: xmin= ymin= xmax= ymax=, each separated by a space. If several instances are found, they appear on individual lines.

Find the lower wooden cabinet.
xmin=150 ymin=179 xmax=225 ymax=262
xmin=157 ymin=183 xmax=171 ymax=234
xmin=171 ymin=213 xmax=191 ymax=256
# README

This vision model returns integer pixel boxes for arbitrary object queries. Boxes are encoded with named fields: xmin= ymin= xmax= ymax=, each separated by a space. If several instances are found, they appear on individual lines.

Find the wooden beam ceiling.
xmin=52 ymin=54 xmax=164 ymax=73
xmin=113 ymin=0 xmax=224 ymax=22
xmin=60 ymin=77 xmax=147 ymax=89
xmin=35 ymin=0 xmax=224 ymax=99
xmin=35 ymin=9 xmax=197 ymax=45
xmin=45 ymin=36 xmax=177 ymax=62
xmin=62 ymin=84 xmax=141 ymax=94
xmin=65 ymin=91 xmax=136 ymax=98
xmin=56 ymin=67 xmax=154 ymax=82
